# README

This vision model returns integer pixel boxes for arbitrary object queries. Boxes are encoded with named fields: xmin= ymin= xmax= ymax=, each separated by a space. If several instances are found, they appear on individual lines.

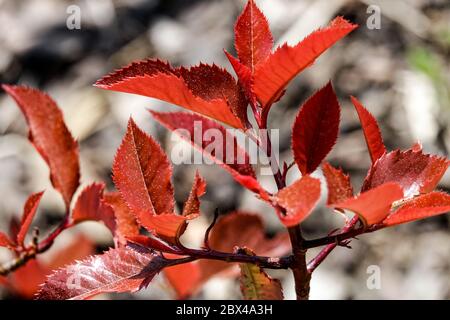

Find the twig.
xmin=0 ymin=213 xmax=73 ymax=276
xmin=307 ymin=215 xmax=363 ymax=272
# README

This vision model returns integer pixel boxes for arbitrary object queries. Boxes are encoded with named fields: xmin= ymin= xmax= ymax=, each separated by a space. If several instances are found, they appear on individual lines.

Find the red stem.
xmin=307 ymin=215 xmax=360 ymax=272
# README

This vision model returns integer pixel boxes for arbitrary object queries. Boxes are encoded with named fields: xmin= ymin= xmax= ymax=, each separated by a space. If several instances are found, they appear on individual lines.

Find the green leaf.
xmin=238 ymin=248 xmax=283 ymax=300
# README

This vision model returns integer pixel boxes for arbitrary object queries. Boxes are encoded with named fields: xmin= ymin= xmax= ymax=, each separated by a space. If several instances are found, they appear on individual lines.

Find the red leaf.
xmin=169 ymin=212 xmax=290 ymax=298
xmin=8 ymin=235 xmax=94 ymax=299
xmin=322 ymin=162 xmax=353 ymax=205
xmin=351 ymin=96 xmax=386 ymax=163
xmin=383 ymin=192 xmax=450 ymax=226
xmin=104 ymin=192 xmax=140 ymax=245
xmin=164 ymin=255 xmax=202 ymax=299
xmin=16 ymin=191 xmax=44 ymax=246
xmin=36 ymin=247 xmax=168 ymax=300
xmin=333 ymin=182 xmax=404 ymax=226
xmin=45 ymin=235 xmax=95 ymax=271
xmin=232 ymin=173 xmax=270 ymax=201
xmin=292 ymin=82 xmax=341 ymax=174
xmin=253 ymin=17 xmax=357 ymax=108
xmin=113 ymin=118 xmax=174 ymax=229
xmin=95 ymin=60 xmax=246 ymax=128
xmin=2 ymin=85 xmax=80 ymax=208
xmin=10 ymin=260 xmax=48 ymax=299
xmin=273 ymin=175 xmax=321 ymax=227
xmin=234 ymin=0 xmax=273 ymax=71
xmin=182 ymin=171 xmax=206 ymax=216
xmin=225 ymin=51 xmax=256 ymax=108
xmin=177 ymin=64 xmax=249 ymax=127
xmin=149 ymin=111 xmax=256 ymax=180
xmin=126 ymin=235 xmax=180 ymax=254
xmin=141 ymin=214 xmax=193 ymax=243
xmin=362 ymin=148 xmax=449 ymax=196
xmin=200 ymin=212 xmax=290 ymax=281
xmin=72 ymin=183 xmax=116 ymax=234
xmin=0 ymin=232 xmax=14 ymax=249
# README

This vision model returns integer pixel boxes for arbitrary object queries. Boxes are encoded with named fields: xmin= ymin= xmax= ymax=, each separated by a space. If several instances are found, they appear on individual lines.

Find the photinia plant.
xmin=0 ymin=0 xmax=449 ymax=300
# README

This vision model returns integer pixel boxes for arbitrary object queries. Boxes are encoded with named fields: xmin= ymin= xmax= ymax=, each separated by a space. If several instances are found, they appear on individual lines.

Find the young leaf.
xmin=17 ymin=191 xmax=44 ymax=246
xmin=225 ymin=51 xmax=256 ymax=107
xmin=182 ymin=172 xmax=206 ymax=216
xmin=273 ymin=175 xmax=321 ymax=227
xmin=333 ymin=182 xmax=404 ymax=226
xmin=95 ymin=60 xmax=246 ymax=128
xmin=234 ymin=0 xmax=273 ymax=71
xmin=2 ymin=85 xmax=80 ymax=208
xmin=351 ymin=96 xmax=386 ymax=163
xmin=149 ymin=111 xmax=256 ymax=179
xmin=72 ymin=183 xmax=116 ymax=234
xmin=104 ymin=192 xmax=140 ymax=246
xmin=362 ymin=148 xmax=449 ymax=196
xmin=36 ymin=247 xmax=168 ymax=300
xmin=322 ymin=162 xmax=353 ymax=205
xmin=383 ymin=192 xmax=450 ymax=226
xmin=238 ymin=248 xmax=283 ymax=300
xmin=253 ymin=17 xmax=357 ymax=108
xmin=113 ymin=118 xmax=174 ymax=226
xmin=292 ymin=83 xmax=340 ymax=175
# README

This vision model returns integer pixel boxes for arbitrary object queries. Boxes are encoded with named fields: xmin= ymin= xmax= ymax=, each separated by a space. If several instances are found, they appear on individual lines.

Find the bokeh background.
xmin=0 ymin=0 xmax=449 ymax=299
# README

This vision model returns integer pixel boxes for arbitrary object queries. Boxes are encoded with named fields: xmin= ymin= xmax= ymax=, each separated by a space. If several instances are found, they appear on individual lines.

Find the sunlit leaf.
xmin=292 ymin=82 xmax=340 ymax=175
xmin=2 ymin=85 xmax=80 ymax=208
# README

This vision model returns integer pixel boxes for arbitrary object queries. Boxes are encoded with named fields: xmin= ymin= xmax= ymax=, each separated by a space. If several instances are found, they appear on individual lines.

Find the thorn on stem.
xmin=203 ymin=208 xmax=219 ymax=250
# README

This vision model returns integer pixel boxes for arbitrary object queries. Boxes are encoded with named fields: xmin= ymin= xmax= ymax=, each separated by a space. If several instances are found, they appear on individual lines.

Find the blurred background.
xmin=0 ymin=0 xmax=449 ymax=299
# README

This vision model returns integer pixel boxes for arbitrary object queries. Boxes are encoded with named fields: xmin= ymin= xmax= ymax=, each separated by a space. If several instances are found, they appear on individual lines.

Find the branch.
xmin=255 ymin=118 xmax=310 ymax=299
xmin=184 ymin=247 xmax=292 ymax=269
xmin=305 ymin=216 xmax=379 ymax=272
xmin=0 ymin=213 xmax=72 ymax=276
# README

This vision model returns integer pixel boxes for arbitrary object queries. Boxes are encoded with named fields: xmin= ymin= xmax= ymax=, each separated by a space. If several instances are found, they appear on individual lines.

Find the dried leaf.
xmin=292 ymin=82 xmax=340 ymax=175
xmin=362 ymin=148 xmax=449 ymax=197
xmin=333 ymin=182 xmax=404 ymax=226
xmin=273 ymin=175 xmax=321 ymax=227
xmin=253 ymin=17 xmax=357 ymax=108
xmin=351 ymin=96 xmax=386 ymax=163
xmin=36 ymin=247 xmax=167 ymax=300
xmin=383 ymin=192 xmax=450 ymax=226
xmin=322 ymin=162 xmax=353 ymax=205
xmin=2 ymin=85 xmax=80 ymax=208
xmin=234 ymin=0 xmax=273 ymax=71
xmin=95 ymin=60 xmax=245 ymax=128
xmin=238 ymin=248 xmax=283 ymax=300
